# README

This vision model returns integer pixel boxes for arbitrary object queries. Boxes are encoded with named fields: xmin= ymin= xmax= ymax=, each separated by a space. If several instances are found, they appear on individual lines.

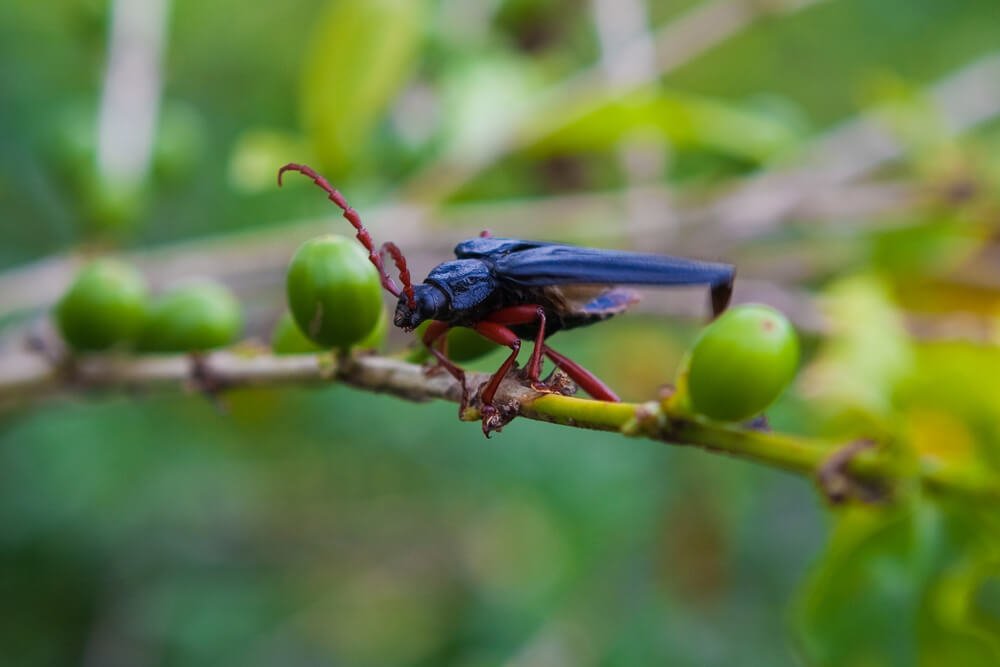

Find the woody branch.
xmin=3 ymin=346 xmax=997 ymax=504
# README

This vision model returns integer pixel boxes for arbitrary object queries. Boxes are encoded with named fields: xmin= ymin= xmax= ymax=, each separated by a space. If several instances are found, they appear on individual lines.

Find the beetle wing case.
xmin=492 ymin=245 xmax=734 ymax=289
xmin=454 ymin=237 xmax=552 ymax=258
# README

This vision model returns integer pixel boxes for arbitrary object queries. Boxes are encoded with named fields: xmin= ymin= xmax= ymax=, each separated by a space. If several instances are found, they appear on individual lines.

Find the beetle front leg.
xmin=422 ymin=320 xmax=469 ymax=413
xmin=421 ymin=320 xmax=451 ymax=373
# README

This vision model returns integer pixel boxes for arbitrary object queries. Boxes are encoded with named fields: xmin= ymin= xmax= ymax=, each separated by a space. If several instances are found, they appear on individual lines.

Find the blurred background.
xmin=2 ymin=0 xmax=1000 ymax=665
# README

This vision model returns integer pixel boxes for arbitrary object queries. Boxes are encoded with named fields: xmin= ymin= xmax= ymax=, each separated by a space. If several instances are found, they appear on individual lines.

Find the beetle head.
xmin=394 ymin=284 xmax=447 ymax=331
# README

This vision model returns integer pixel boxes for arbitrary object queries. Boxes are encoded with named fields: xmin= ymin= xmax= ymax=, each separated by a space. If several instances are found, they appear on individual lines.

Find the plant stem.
xmin=4 ymin=347 xmax=996 ymax=504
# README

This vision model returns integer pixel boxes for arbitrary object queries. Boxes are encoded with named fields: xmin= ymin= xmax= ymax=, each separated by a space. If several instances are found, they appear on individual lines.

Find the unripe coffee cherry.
xmin=684 ymin=304 xmax=799 ymax=421
xmin=443 ymin=326 xmax=499 ymax=362
xmin=271 ymin=311 xmax=324 ymax=355
xmin=286 ymin=235 xmax=383 ymax=349
xmin=357 ymin=307 xmax=388 ymax=350
xmin=271 ymin=307 xmax=387 ymax=354
xmin=55 ymin=259 xmax=148 ymax=351
xmin=411 ymin=322 xmax=499 ymax=363
xmin=137 ymin=281 xmax=242 ymax=352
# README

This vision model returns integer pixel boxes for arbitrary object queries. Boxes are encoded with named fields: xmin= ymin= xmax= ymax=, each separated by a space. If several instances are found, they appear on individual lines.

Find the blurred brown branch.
xmin=0 ymin=179 xmax=916 ymax=323
xmin=3 ymin=179 xmax=996 ymax=344
xmin=703 ymin=52 xmax=1000 ymax=245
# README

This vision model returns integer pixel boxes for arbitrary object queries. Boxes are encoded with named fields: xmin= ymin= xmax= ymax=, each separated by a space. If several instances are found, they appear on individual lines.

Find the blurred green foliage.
xmin=2 ymin=0 xmax=1000 ymax=665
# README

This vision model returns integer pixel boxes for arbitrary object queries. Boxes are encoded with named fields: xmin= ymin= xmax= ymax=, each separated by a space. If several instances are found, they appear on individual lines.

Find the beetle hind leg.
xmin=542 ymin=346 xmax=620 ymax=402
xmin=710 ymin=278 xmax=734 ymax=318
xmin=483 ymin=305 xmax=553 ymax=393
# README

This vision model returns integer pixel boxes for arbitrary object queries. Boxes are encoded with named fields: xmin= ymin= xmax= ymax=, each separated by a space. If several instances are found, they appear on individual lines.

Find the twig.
xmin=3 ymin=348 xmax=996 ymax=504
xmin=97 ymin=0 xmax=170 ymax=184
xmin=703 ymin=52 xmax=1000 ymax=245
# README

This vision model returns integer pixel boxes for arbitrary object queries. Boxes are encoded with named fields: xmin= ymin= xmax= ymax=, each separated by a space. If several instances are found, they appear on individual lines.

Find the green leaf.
xmin=903 ymin=343 xmax=1000 ymax=475
xmin=299 ymin=0 xmax=427 ymax=176
xmin=527 ymin=87 xmax=801 ymax=163
xmin=798 ymin=274 xmax=914 ymax=435
xmin=869 ymin=218 xmax=984 ymax=278
xmin=920 ymin=556 xmax=1000 ymax=666
xmin=795 ymin=501 xmax=1000 ymax=667
xmin=796 ymin=505 xmax=928 ymax=667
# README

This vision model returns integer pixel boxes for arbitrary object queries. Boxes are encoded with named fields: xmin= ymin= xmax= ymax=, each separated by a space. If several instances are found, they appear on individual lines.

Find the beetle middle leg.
xmin=483 ymin=305 xmax=548 ymax=389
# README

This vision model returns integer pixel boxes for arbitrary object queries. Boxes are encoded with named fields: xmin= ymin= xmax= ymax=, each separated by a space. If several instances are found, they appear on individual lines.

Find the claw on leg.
xmin=480 ymin=404 xmax=501 ymax=436
xmin=529 ymin=380 xmax=556 ymax=394
xmin=479 ymin=400 xmax=517 ymax=437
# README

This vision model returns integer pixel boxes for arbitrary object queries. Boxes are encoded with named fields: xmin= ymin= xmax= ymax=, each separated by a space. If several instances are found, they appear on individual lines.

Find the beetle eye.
xmin=393 ymin=300 xmax=411 ymax=328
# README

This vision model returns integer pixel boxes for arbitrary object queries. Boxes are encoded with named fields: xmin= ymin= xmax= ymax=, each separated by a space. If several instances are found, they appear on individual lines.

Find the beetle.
xmin=278 ymin=163 xmax=735 ymax=435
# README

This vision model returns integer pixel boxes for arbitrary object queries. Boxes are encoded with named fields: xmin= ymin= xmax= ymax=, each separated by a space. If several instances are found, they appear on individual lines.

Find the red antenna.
xmin=278 ymin=163 xmax=416 ymax=309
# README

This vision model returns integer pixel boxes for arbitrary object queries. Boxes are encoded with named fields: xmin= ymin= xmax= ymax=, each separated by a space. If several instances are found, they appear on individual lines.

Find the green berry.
xmin=286 ymin=235 xmax=383 ymax=349
xmin=55 ymin=259 xmax=148 ymax=351
xmin=684 ymin=304 xmax=799 ymax=421
xmin=271 ymin=311 xmax=325 ymax=355
xmin=137 ymin=281 xmax=242 ymax=352
xmin=272 ymin=305 xmax=387 ymax=355
xmin=410 ymin=322 xmax=500 ymax=363
xmin=442 ymin=326 xmax=499 ymax=362
xmin=357 ymin=306 xmax=388 ymax=350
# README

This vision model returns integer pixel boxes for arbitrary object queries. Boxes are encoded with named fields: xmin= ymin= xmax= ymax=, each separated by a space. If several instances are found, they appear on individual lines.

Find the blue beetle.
xmin=279 ymin=163 xmax=734 ymax=435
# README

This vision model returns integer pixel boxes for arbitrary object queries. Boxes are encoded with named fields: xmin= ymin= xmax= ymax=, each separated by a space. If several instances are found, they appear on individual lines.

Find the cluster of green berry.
xmin=54 ymin=235 xmax=391 ymax=357
xmin=56 ymin=235 xmax=800 ymax=423
xmin=55 ymin=260 xmax=242 ymax=353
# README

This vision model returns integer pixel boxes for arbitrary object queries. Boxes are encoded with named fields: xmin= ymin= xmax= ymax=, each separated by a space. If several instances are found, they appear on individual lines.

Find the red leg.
xmin=471 ymin=321 xmax=523 ymax=436
xmin=471 ymin=322 xmax=521 ymax=407
xmin=484 ymin=305 xmax=547 ymax=384
xmin=422 ymin=321 xmax=469 ymax=410
xmin=543 ymin=345 xmax=620 ymax=402
xmin=422 ymin=320 xmax=450 ymax=365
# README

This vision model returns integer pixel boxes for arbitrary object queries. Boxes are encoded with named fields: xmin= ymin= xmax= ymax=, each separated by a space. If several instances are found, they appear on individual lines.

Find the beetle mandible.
xmin=278 ymin=163 xmax=735 ymax=436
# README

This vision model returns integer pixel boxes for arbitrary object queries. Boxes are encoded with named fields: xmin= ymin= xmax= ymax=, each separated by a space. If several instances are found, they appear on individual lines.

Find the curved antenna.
xmin=278 ymin=163 xmax=416 ymax=308
xmin=378 ymin=242 xmax=414 ymax=306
